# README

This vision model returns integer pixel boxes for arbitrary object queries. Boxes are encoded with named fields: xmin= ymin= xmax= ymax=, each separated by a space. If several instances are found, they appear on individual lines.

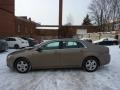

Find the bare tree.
xmin=65 ymin=14 xmax=74 ymax=26
xmin=110 ymin=0 xmax=120 ymax=30
xmin=89 ymin=0 xmax=120 ymax=32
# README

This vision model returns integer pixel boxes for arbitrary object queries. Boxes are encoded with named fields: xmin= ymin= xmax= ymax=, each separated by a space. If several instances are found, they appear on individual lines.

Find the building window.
xmin=17 ymin=24 xmax=21 ymax=32
xmin=114 ymin=24 xmax=118 ymax=30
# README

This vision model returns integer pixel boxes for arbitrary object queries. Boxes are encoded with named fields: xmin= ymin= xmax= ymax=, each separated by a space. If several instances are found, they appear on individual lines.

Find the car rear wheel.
xmin=14 ymin=44 xmax=19 ymax=49
xmin=14 ymin=58 xmax=31 ymax=73
xmin=83 ymin=57 xmax=99 ymax=72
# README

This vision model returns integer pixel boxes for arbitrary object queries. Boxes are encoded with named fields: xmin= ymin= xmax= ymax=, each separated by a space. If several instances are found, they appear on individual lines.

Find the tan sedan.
xmin=7 ymin=39 xmax=110 ymax=73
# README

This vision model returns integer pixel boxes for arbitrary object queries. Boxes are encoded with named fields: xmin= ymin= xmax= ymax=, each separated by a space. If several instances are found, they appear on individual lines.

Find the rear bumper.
xmin=100 ymin=54 xmax=111 ymax=65
xmin=20 ymin=43 xmax=29 ymax=48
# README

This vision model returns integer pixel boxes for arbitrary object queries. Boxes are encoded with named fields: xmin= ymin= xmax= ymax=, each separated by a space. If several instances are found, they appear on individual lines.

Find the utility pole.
xmin=58 ymin=0 xmax=63 ymax=38
xmin=100 ymin=9 xmax=103 ymax=32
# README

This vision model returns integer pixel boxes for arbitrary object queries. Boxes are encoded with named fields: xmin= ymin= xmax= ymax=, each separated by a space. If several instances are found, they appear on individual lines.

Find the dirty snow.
xmin=0 ymin=46 xmax=120 ymax=90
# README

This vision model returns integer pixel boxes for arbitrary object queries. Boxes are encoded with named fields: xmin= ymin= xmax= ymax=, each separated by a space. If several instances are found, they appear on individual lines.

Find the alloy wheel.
xmin=85 ymin=60 xmax=97 ymax=71
xmin=83 ymin=57 xmax=99 ymax=72
xmin=15 ymin=59 xmax=31 ymax=73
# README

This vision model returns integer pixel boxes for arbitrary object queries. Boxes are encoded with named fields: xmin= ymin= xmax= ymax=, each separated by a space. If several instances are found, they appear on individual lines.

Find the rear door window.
xmin=66 ymin=41 xmax=78 ymax=48
xmin=62 ymin=41 xmax=84 ymax=49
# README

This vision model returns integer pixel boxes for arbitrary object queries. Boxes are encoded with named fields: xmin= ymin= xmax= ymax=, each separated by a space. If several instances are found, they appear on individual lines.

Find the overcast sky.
xmin=15 ymin=0 xmax=91 ymax=25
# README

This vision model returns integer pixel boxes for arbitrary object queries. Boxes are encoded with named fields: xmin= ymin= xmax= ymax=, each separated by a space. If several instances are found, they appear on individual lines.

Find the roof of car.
xmin=93 ymin=37 xmax=117 ymax=43
xmin=7 ymin=37 xmax=20 ymax=39
xmin=46 ymin=38 xmax=81 ymax=42
xmin=81 ymin=38 xmax=92 ymax=40
xmin=40 ymin=38 xmax=83 ymax=45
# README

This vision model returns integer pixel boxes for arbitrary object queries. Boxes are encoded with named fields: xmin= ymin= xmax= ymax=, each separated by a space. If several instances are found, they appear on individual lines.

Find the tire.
xmin=14 ymin=44 xmax=19 ymax=49
xmin=113 ymin=42 xmax=117 ymax=45
xmin=14 ymin=58 xmax=31 ymax=73
xmin=82 ymin=57 xmax=99 ymax=72
xmin=5 ymin=46 xmax=8 ymax=51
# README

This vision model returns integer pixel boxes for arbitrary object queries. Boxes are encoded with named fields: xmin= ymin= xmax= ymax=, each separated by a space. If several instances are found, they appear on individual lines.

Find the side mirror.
xmin=36 ymin=48 xmax=42 ymax=52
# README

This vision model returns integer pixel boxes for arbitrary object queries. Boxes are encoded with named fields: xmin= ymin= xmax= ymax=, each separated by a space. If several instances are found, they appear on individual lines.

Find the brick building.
xmin=15 ymin=16 xmax=40 ymax=37
xmin=0 ymin=0 xmax=15 ymax=37
xmin=108 ymin=20 xmax=120 ymax=33
xmin=35 ymin=29 xmax=58 ymax=41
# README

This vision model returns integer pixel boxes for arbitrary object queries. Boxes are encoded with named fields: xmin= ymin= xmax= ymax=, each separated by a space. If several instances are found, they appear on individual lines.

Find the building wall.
xmin=113 ymin=21 xmax=120 ymax=31
xmin=35 ymin=26 xmax=98 ymax=41
xmin=0 ymin=9 xmax=15 ymax=37
xmin=35 ymin=29 xmax=58 ymax=41
xmin=104 ymin=20 xmax=120 ymax=32
xmin=0 ymin=0 xmax=15 ymax=38
xmin=0 ymin=0 xmax=14 ymax=14
xmin=15 ymin=17 xmax=36 ymax=37
xmin=39 ymin=29 xmax=58 ymax=36
xmin=59 ymin=26 xmax=98 ymax=38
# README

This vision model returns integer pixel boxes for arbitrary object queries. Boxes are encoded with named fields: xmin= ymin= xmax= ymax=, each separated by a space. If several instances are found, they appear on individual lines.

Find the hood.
xmin=9 ymin=47 xmax=34 ymax=55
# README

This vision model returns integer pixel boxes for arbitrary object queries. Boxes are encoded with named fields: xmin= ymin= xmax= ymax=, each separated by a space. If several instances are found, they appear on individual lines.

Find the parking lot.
xmin=0 ymin=46 xmax=120 ymax=90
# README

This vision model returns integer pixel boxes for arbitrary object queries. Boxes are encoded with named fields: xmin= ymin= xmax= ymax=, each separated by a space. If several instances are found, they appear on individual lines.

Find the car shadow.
xmin=30 ymin=68 xmax=84 ymax=73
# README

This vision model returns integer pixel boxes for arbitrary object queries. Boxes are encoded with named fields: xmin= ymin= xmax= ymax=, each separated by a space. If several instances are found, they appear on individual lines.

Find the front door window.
xmin=43 ymin=41 xmax=60 ymax=50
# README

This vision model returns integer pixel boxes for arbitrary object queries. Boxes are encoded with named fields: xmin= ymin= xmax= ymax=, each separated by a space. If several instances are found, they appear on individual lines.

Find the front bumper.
xmin=7 ymin=55 xmax=15 ymax=69
xmin=20 ymin=42 xmax=29 ymax=48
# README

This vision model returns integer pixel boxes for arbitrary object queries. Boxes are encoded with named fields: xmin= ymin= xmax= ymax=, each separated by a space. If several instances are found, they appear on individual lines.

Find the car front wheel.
xmin=14 ymin=58 xmax=31 ymax=73
xmin=83 ymin=57 xmax=99 ymax=72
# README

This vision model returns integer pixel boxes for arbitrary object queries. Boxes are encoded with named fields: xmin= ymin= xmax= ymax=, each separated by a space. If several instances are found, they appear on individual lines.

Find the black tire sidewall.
xmin=14 ymin=44 xmax=19 ymax=49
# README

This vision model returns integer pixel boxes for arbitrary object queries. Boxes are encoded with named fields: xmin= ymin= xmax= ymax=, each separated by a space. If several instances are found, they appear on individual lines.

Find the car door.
xmin=59 ymin=41 xmax=85 ymax=67
xmin=31 ymin=41 xmax=61 ymax=68
xmin=6 ymin=38 xmax=16 ymax=48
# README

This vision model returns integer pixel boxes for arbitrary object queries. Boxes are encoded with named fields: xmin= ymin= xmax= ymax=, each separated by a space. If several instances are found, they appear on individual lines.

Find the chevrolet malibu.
xmin=7 ymin=39 xmax=110 ymax=73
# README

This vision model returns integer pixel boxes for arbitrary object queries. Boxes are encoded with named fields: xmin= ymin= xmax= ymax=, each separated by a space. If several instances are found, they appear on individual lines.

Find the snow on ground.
xmin=0 ymin=46 xmax=120 ymax=90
